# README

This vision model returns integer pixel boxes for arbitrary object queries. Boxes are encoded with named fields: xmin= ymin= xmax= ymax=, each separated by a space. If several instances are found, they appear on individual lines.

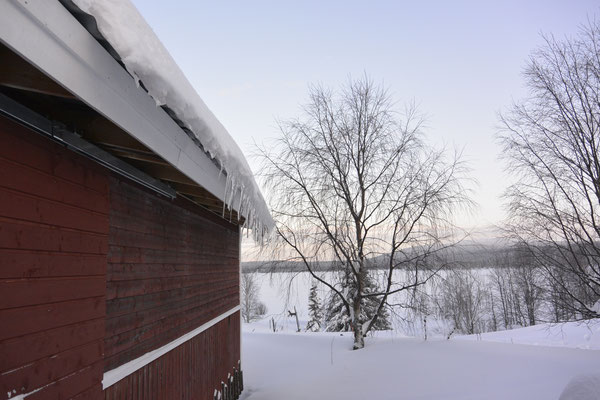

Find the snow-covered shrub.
xmin=305 ymin=282 xmax=323 ymax=332
xmin=323 ymin=272 xmax=391 ymax=333
xmin=241 ymin=272 xmax=267 ymax=323
xmin=437 ymin=270 xmax=487 ymax=335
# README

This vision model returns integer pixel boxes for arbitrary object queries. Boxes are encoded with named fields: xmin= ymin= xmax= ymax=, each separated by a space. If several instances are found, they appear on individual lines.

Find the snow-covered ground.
xmin=240 ymin=322 xmax=600 ymax=400
xmin=458 ymin=320 xmax=600 ymax=350
xmin=248 ymin=270 xmax=478 ymax=336
xmin=242 ymin=272 xmax=600 ymax=399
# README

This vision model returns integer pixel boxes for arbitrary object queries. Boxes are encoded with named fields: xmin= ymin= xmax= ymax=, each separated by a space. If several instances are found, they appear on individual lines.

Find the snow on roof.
xmin=71 ymin=0 xmax=273 ymax=240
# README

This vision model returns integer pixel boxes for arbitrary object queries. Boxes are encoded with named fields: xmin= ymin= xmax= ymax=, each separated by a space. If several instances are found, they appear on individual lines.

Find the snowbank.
xmin=71 ymin=0 xmax=274 ymax=239
xmin=457 ymin=319 xmax=600 ymax=350
xmin=559 ymin=374 xmax=600 ymax=400
xmin=241 ymin=329 xmax=600 ymax=400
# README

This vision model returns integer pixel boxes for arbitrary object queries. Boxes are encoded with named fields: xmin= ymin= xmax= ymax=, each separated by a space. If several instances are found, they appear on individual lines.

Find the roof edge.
xmin=0 ymin=0 xmax=273 ymax=240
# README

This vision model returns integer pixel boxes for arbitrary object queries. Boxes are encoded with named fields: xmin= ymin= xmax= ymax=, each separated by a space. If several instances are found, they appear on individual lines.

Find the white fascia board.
xmin=0 ymin=0 xmax=238 ymax=207
xmin=102 ymin=306 xmax=241 ymax=389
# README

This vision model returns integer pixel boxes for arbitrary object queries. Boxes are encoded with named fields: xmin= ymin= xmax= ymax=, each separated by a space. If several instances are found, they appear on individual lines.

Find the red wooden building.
xmin=0 ymin=1 xmax=272 ymax=399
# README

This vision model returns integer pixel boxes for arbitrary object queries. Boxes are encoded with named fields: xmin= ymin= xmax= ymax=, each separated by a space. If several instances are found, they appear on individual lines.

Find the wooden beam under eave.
xmin=0 ymin=42 xmax=75 ymax=99
xmin=76 ymin=116 xmax=153 ymax=154
xmin=134 ymin=163 xmax=198 ymax=186
xmin=109 ymin=148 xmax=170 ymax=166
xmin=170 ymin=182 xmax=221 ymax=204
xmin=179 ymin=192 xmax=225 ymax=213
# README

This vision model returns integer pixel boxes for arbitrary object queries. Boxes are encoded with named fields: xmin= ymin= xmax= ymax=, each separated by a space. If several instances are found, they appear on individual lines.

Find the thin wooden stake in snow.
xmin=288 ymin=306 xmax=301 ymax=332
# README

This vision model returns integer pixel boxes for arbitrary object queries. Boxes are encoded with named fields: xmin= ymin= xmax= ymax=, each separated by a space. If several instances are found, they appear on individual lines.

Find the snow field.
xmin=240 ymin=330 xmax=600 ymax=400
xmin=248 ymin=270 xmax=600 ymax=346
xmin=242 ymin=271 xmax=600 ymax=399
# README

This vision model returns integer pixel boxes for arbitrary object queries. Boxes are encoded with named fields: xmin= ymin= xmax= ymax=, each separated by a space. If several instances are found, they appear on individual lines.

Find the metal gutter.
xmin=0 ymin=92 xmax=176 ymax=199
xmin=0 ymin=0 xmax=239 ymax=209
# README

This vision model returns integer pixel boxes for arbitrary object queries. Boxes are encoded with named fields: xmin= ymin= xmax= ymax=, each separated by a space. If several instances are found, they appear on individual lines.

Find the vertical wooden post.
xmin=239 ymin=360 xmax=244 ymax=392
xmin=232 ymin=367 xmax=238 ymax=398
xmin=288 ymin=306 xmax=301 ymax=332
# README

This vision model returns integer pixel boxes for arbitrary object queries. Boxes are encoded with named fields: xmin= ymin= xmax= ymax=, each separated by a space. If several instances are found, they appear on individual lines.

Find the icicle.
xmin=71 ymin=0 xmax=275 ymax=243
xmin=236 ymin=187 xmax=244 ymax=217
xmin=222 ymin=174 xmax=231 ymax=218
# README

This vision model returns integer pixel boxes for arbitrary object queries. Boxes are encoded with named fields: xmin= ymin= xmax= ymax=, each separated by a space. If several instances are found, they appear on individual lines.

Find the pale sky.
xmin=132 ymin=0 xmax=598 ymax=231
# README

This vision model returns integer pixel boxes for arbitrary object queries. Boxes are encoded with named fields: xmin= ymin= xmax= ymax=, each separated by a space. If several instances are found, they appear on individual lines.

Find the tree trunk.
xmin=352 ymin=296 xmax=364 ymax=350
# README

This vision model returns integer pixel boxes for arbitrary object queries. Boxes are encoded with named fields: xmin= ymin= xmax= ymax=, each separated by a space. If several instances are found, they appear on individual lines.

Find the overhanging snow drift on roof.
xmin=68 ymin=0 xmax=274 ymax=239
xmin=0 ymin=0 xmax=273 ymax=240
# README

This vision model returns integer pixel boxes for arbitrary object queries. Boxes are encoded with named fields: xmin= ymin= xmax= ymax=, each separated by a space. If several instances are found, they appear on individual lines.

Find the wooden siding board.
xmin=0 ymin=112 xmax=241 ymax=398
xmin=25 ymin=361 xmax=104 ymax=400
xmin=0 ymin=251 xmax=106 ymax=279
xmin=0 ymin=297 xmax=105 ymax=342
xmin=0 ymin=187 xmax=109 ymax=234
xmin=104 ymin=312 xmax=241 ymax=400
xmin=105 ymin=177 xmax=240 ymax=373
xmin=105 ymin=283 xmax=238 ymax=317
xmin=0 ymin=218 xmax=108 ymax=255
xmin=71 ymin=383 xmax=104 ymax=400
xmin=105 ymin=274 xmax=238 ymax=300
xmin=109 ymin=178 xmax=237 ymax=233
xmin=104 ymin=299 xmax=233 ymax=357
xmin=0 ymin=318 xmax=105 ymax=372
xmin=1 ymin=341 xmax=103 ymax=398
xmin=0 ymin=115 xmax=108 ymax=400
xmin=104 ymin=302 xmax=235 ymax=370
xmin=106 ymin=261 xmax=236 ymax=281
xmin=0 ymin=118 xmax=108 ymax=194
xmin=0 ymin=277 xmax=106 ymax=309
xmin=107 ymin=219 xmax=238 ymax=261
xmin=107 ymin=208 xmax=236 ymax=244
xmin=105 ymin=287 xmax=238 ymax=337
xmin=0 ymin=156 xmax=109 ymax=214
xmin=107 ymin=245 xmax=236 ymax=265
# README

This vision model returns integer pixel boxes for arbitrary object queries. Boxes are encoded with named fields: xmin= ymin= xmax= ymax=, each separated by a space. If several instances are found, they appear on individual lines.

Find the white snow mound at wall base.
xmin=71 ymin=0 xmax=273 ymax=240
xmin=559 ymin=374 xmax=600 ymax=400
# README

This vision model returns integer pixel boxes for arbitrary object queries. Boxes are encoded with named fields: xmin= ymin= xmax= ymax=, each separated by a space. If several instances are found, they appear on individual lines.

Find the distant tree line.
xmin=406 ymin=245 xmax=596 ymax=338
xmin=499 ymin=20 xmax=600 ymax=321
xmin=243 ymin=20 xmax=600 ymax=344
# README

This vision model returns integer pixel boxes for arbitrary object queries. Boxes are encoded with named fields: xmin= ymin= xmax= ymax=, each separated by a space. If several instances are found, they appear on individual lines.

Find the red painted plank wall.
xmin=104 ymin=311 xmax=240 ymax=400
xmin=0 ymin=115 xmax=108 ymax=400
xmin=105 ymin=178 xmax=240 ymax=373
xmin=0 ymin=114 xmax=241 ymax=400
xmin=104 ymin=178 xmax=239 ymax=371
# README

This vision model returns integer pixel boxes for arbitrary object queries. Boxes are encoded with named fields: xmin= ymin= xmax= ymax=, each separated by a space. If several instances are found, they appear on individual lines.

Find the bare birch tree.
xmin=257 ymin=76 xmax=469 ymax=349
xmin=500 ymin=21 xmax=600 ymax=320
xmin=438 ymin=269 xmax=486 ymax=335
xmin=241 ymin=272 xmax=266 ymax=323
